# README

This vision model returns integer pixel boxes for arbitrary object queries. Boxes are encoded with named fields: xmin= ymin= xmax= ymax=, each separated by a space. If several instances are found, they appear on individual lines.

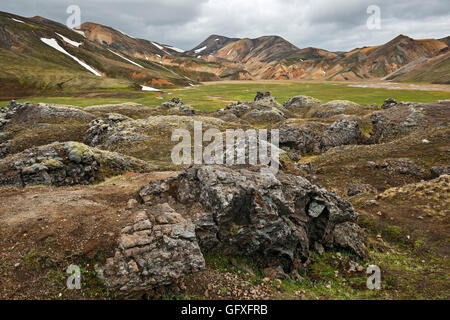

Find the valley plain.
xmin=2 ymin=80 xmax=449 ymax=111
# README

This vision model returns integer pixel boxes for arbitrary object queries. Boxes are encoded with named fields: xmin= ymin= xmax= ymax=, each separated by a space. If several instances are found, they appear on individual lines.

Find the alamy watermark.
xmin=366 ymin=5 xmax=381 ymax=30
xmin=66 ymin=264 xmax=81 ymax=290
xmin=171 ymin=121 xmax=280 ymax=173
xmin=66 ymin=4 xmax=81 ymax=29
xmin=366 ymin=265 xmax=381 ymax=290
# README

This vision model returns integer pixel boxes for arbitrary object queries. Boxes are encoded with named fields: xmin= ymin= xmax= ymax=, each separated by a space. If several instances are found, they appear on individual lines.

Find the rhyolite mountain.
xmin=0 ymin=11 xmax=200 ymax=99
xmin=1 ymin=10 xmax=449 ymax=99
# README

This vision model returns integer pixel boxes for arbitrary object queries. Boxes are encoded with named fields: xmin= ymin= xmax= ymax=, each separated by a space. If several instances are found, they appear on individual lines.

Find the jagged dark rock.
xmin=0 ymin=141 xmax=154 ymax=188
xmin=282 ymin=95 xmax=322 ymax=110
xmin=138 ymin=165 xmax=367 ymax=274
xmin=366 ymin=158 xmax=425 ymax=178
xmin=347 ymin=182 xmax=377 ymax=196
xmin=279 ymin=121 xmax=325 ymax=154
xmin=95 ymin=203 xmax=205 ymax=298
xmin=381 ymin=97 xmax=398 ymax=109
xmin=217 ymin=92 xmax=285 ymax=124
xmin=332 ymin=222 xmax=367 ymax=258
xmin=156 ymin=98 xmax=195 ymax=116
xmin=320 ymin=120 xmax=364 ymax=151
xmin=368 ymin=104 xmax=424 ymax=143
xmin=254 ymin=91 xmax=273 ymax=102
xmin=279 ymin=119 xmax=364 ymax=155
xmin=0 ymin=101 xmax=95 ymax=159
xmin=430 ymin=165 xmax=450 ymax=178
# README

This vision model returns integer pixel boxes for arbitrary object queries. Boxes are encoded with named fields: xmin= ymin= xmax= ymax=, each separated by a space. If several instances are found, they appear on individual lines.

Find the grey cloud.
xmin=1 ymin=0 xmax=449 ymax=51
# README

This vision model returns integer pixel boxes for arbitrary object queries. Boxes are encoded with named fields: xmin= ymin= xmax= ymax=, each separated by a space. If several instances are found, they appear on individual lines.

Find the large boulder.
xmin=282 ymin=95 xmax=322 ymax=110
xmin=95 ymin=203 xmax=205 ymax=298
xmin=84 ymin=114 xmax=242 ymax=167
xmin=0 ymin=101 xmax=95 ymax=158
xmin=282 ymin=96 xmax=374 ymax=120
xmin=0 ymin=101 xmax=94 ymax=125
xmin=332 ymin=222 xmax=367 ymax=258
xmin=241 ymin=107 xmax=285 ymax=124
xmin=279 ymin=120 xmax=326 ymax=154
xmin=368 ymin=104 xmax=424 ymax=143
xmin=217 ymin=92 xmax=285 ymax=124
xmin=155 ymin=98 xmax=195 ymax=116
xmin=138 ymin=165 xmax=367 ymax=273
xmin=320 ymin=120 xmax=364 ymax=151
xmin=381 ymin=98 xmax=398 ymax=109
xmin=311 ymin=100 xmax=361 ymax=119
xmin=83 ymin=102 xmax=154 ymax=118
xmin=0 ymin=141 xmax=154 ymax=188
xmin=279 ymin=119 xmax=364 ymax=155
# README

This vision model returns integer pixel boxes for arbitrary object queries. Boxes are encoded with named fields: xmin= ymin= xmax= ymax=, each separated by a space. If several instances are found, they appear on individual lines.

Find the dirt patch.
xmin=0 ymin=171 xmax=177 ymax=299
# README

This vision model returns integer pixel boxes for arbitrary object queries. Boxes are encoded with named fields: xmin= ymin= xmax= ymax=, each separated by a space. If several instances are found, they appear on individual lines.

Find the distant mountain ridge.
xmin=73 ymin=21 xmax=450 ymax=82
xmin=0 ymin=10 xmax=448 ymax=99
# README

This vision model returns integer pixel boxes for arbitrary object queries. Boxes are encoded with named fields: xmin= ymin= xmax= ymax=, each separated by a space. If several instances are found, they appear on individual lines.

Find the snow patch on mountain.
xmin=56 ymin=33 xmax=82 ymax=47
xmin=165 ymin=45 xmax=185 ymax=53
xmin=72 ymin=29 xmax=86 ymax=38
xmin=141 ymin=85 xmax=161 ymax=92
xmin=11 ymin=18 xmax=25 ymax=23
xmin=151 ymin=42 xmax=163 ymax=50
xmin=151 ymin=42 xmax=171 ymax=55
xmin=107 ymin=49 xmax=143 ymax=68
xmin=194 ymin=46 xmax=207 ymax=53
xmin=40 ymin=38 xmax=101 ymax=77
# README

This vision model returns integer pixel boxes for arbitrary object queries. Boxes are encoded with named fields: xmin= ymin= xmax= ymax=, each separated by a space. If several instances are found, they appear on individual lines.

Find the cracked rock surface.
xmin=0 ymin=141 xmax=154 ymax=187
xmin=138 ymin=165 xmax=367 ymax=274
xmin=95 ymin=203 xmax=205 ymax=298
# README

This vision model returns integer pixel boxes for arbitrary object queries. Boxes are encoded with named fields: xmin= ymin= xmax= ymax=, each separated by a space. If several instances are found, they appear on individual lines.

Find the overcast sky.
xmin=1 ymin=0 xmax=449 ymax=51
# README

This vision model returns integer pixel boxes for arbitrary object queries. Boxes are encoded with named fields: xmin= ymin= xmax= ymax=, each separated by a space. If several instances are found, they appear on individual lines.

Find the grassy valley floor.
xmin=0 ymin=80 xmax=448 ymax=300
xmin=1 ymin=80 xmax=449 ymax=111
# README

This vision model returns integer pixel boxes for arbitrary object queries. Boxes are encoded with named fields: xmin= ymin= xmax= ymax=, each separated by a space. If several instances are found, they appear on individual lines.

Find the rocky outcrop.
xmin=241 ymin=107 xmax=284 ymax=124
xmin=430 ymin=165 xmax=450 ymax=178
xmin=95 ymin=203 xmax=205 ymax=298
xmin=279 ymin=119 xmax=364 ymax=155
xmin=381 ymin=98 xmax=398 ymax=109
xmin=138 ymin=165 xmax=367 ymax=273
xmin=368 ymin=104 xmax=423 ymax=143
xmin=83 ymin=102 xmax=153 ymax=119
xmin=155 ymin=98 xmax=195 ymax=116
xmin=0 ymin=101 xmax=95 ymax=158
xmin=84 ymin=114 xmax=232 ymax=165
xmin=366 ymin=158 xmax=425 ymax=178
xmin=320 ymin=120 xmax=364 ymax=151
xmin=279 ymin=121 xmax=326 ymax=154
xmin=282 ymin=95 xmax=322 ymax=111
xmin=217 ymin=92 xmax=285 ymax=124
xmin=312 ymin=100 xmax=361 ymax=118
xmin=332 ymin=222 xmax=367 ymax=258
xmin=0 ymin=100 xmax=94 ymax=126
xmin=0 ymin=141 xmax=154 ymax=188
xmin=347 ymin=182 xmax=377 ymax=196
xmin=254 ymin=91 xmax=277 ymax=103
xmin=281 ymin=97 xmax=373 ymax=120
